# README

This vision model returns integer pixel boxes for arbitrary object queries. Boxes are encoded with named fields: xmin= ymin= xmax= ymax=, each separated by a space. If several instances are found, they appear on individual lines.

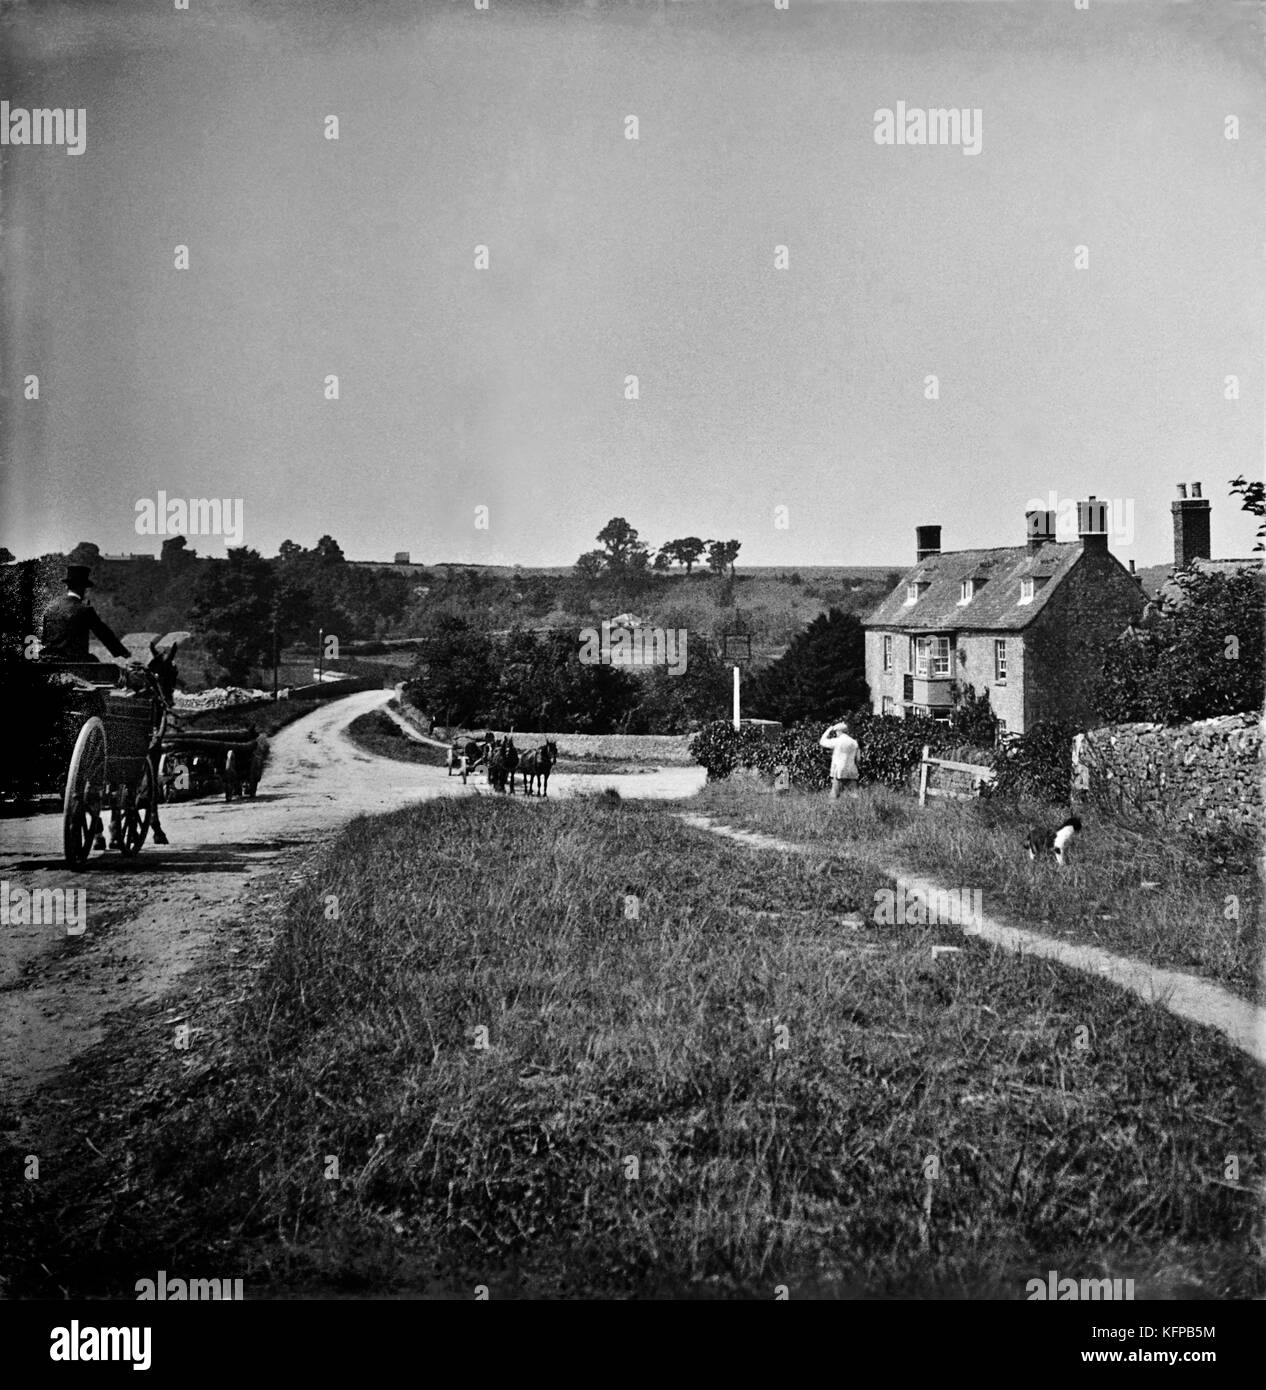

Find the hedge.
xmin=688 ymin=712 xmax=992 ymax=792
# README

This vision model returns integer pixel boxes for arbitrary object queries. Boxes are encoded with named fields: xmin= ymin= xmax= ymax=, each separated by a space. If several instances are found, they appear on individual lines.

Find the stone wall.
xmin=1072 ymin=713 xmax=1262 ymax=832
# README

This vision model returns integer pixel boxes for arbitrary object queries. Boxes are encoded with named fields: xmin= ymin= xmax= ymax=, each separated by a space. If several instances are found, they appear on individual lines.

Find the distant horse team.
xmin=448 ymin=730 xmax=557 ymax=797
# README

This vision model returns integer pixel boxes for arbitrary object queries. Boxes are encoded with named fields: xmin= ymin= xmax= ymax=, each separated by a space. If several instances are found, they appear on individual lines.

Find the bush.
xmin=1094 ymin=566 xmax=1264 ymax=724
xmin=689 ymin=712 xmax=989 ymax=793
xmin=988 ymin=719 xmax=1075 ymax=805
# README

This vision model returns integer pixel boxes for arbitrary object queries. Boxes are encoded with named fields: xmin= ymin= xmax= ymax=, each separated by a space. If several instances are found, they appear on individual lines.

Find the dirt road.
xmin=0 ymin=690 xmax=704 ymax=1103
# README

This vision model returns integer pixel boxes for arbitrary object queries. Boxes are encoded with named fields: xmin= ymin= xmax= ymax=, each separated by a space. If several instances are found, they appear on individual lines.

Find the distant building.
xmin=864 ymin=501 xmax=1144 ymax=736
xmin=394 ymin=551 xmax=411 ymax=565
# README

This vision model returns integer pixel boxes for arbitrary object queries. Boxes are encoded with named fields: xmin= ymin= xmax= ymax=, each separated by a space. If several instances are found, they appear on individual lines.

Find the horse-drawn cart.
xmin=50 ymin=659 xmax=266 ymax=869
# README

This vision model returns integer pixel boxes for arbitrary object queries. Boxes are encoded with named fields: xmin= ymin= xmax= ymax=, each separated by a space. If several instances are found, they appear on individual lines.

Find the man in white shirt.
xmin=819 ymin=718 xmax=860 ymax=800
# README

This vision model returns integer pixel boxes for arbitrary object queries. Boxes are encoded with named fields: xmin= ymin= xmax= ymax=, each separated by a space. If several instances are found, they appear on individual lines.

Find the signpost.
xmin=722 ymin=634 xmax=751 ymax=730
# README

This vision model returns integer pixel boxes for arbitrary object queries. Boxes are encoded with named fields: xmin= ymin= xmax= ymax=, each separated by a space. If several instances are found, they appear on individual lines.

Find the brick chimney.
xmin=1077 ymin=496 xmax=1109 ymax=555
xmin=1171 ymin=482 xmax=1211 ymax=570
xmin=1025 ymin=508 xmax=1056 ymax=551
xmin=916 ymin=525 xmax=941 ymax=563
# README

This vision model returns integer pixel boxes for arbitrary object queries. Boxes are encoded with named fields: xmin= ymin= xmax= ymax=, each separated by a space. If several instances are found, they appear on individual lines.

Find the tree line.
xmin=574 ymin=518 xmax=741 ymax=580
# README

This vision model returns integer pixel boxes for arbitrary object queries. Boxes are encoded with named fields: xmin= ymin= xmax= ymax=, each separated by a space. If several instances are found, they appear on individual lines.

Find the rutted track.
xmin=0 ymin=690 xmax=703 ymax=1101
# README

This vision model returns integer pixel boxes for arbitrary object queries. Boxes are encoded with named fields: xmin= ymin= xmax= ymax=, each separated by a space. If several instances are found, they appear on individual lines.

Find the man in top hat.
xmin=40 ymin=565 xmax=131 ymax=663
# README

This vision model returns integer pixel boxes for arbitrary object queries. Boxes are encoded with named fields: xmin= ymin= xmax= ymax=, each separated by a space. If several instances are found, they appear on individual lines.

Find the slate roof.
xmin=863 ymin=542 xmax=1088 ymax=633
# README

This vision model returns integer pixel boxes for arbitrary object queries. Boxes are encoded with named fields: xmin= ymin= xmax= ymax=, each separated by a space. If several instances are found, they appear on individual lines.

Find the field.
xmin=3 ymin=791 xmax=1259 ymax=1300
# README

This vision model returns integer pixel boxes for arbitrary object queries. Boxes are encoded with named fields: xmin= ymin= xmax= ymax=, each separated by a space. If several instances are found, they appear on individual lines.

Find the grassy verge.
xmin=688 ymin=783 xmax=1262 ymax=1003
xmin=2 ymin=796 xmax=1259 ymax=1299
xmin=346 ymin=710 xmax=449 ymax=768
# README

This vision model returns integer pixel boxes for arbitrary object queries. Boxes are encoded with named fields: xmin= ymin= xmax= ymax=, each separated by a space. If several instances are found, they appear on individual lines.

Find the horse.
xmin=488 ymin=734 xmax=519 ymax=794
xmin=519 ymin=739 xmax=558 ymax=797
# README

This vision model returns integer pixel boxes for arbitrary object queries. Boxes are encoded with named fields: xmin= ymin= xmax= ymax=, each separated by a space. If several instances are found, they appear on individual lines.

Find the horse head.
xmin=147 ymin=638 xmax=180 ymax=705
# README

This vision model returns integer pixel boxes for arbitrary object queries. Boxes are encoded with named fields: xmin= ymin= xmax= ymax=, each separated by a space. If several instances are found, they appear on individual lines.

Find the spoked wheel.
xmin=118 ymin=760 xmax=156 ymax=857
xmin=63 ymin=717 xmax=107 ymax=870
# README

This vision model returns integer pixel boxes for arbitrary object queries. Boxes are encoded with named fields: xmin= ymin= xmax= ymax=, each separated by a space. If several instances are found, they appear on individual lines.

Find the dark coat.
xmin=41 ymin=594 xmax=130 ymax=661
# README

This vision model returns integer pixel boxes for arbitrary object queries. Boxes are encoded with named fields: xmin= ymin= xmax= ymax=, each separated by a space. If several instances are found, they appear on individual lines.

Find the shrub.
xmin=988 ymin=719 xmax=1076 ymax=805
xmin=689 ymin=712 xmax=989 ymax=794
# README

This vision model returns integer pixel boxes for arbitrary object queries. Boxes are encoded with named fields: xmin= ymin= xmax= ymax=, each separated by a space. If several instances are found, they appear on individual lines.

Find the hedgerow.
xmin=688 ymin=713 xmax=992 ymax=792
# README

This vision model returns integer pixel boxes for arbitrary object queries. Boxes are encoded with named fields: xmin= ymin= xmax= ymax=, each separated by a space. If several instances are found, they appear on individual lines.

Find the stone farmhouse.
xmin=863 ymin=500 xmax=1146 ymax=735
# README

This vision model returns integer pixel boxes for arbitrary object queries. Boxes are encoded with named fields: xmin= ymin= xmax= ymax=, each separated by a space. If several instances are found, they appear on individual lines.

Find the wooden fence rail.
xmin=917 ymin=744 xmax=996 ymax=806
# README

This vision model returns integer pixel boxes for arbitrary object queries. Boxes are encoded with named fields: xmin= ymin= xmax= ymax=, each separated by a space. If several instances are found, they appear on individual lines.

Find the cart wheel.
xmin=63 ymin=717 xmax=106 ymax=870
xmin=118 ymin=761 xmax=155 ymax=857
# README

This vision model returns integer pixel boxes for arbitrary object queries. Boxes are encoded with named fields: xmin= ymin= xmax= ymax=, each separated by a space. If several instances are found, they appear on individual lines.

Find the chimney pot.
xmin=1177 ymin=483 xmax=1188 ymax=499
xmin=1078 ymin=497 xmax=1109 ymax=554
xmin=915 ymin=525 xmax=941 ymax=563
xmin=1025 ymin=509 xmax=1056 ymax=551
xmin=1171 ymin=486 xmax=1212 ymax=569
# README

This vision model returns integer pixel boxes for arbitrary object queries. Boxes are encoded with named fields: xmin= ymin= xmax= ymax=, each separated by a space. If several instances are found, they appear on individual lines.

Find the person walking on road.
xmin=819 ymin=718 xmax=860 ymax=800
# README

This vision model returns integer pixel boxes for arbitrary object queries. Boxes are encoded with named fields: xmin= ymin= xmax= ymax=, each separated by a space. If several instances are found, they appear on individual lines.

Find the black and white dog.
xmin=1026 ymin=813 xmax=1081 ymax=867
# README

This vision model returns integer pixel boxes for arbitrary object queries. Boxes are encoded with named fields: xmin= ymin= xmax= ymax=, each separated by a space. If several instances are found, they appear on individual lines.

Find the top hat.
xmin=66 ymin=565 xmax=95 ymax=592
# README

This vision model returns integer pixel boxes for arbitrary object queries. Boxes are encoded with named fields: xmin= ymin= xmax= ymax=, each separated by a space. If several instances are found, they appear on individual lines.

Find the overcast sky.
xmin=2 ymin=0 xmax=1262 ymax=568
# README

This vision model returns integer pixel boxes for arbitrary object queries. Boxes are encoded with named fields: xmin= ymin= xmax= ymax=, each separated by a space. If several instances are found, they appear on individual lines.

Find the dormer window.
xmin=1019 ymin=577 xmax=1035 ymax=603
xmin=959 ymin=579 xmax=973 ymax=604
xmin=905 ymin=582 xmax=919 ymax=605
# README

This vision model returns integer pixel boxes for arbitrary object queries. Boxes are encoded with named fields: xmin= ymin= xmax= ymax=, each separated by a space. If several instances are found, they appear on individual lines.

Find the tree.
xmin=1094 ymin=565 xmax=1265 ymax=723
xmin=313 ymin=534 xmax=346 ymax=566
xmin=747 ymin=608 xmax=868 ymax=724
xmin=574 ymin=550 xmax=606 ymax=581
xmin=634 ymin=636 xmax=732 ymax=732
xmin=596 ymin=517 xmax=647 ymax=569
xmin=1229 ymin=475 xmax=1265 ymax=550
xmin=190 ymin=547 xmax=275 ymax=685
xmin=0 ymin=547 xmax=15 ymax=566
xmin=706 ymin=539 xmax=741 ymax=578
xmin=277 ymin=539 xmax=304 ymax=563
xmin=659 ymin=537 xmax=707 ymax=574
xmin=405 ymin=616 xmax=497 ymax=728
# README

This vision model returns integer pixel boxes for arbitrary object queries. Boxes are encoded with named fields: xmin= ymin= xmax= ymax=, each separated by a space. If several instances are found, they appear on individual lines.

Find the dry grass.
xmin=691 ymin=783 xmax=1263 ymax=1002
xmin=3 ymin=795 xmax=1259 ymax=1300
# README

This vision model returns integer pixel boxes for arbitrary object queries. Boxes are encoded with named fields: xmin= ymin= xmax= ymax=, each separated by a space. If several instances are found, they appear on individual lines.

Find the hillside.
xmin=5 ymin=553 xmax=902 ymax=688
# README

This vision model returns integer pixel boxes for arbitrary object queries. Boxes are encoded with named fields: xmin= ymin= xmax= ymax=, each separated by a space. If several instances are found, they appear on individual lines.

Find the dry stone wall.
xmin=1072 ymin=713 xmax=1262 ymax=832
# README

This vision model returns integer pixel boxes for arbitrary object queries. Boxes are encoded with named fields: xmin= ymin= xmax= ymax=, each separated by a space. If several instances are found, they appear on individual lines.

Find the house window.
xmin=905 ymin=582 xmax=920 ymax=605
xmin=994 ymin=639 xmax=1007 ymax=683
xmin=996 ymin=718 xmax=1008 ymax=741
xmin=1019 ymin=577 xmax=1034 ymax=604
xmin=958 ymin=578 xmax=973 ymax=604
xmin=914 ymin=636 xmax=951 ymax=678
xmin=882 ymin=635 xmax=892 ymax=671
xmin=881 ymin=695 xmax=895 ymax=715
